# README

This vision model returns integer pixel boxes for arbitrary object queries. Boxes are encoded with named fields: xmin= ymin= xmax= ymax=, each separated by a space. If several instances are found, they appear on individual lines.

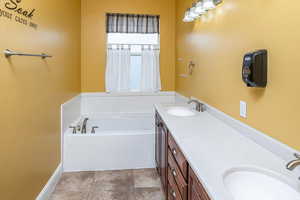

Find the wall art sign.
xmin=0 ymin=0 xmax=38 ymax=29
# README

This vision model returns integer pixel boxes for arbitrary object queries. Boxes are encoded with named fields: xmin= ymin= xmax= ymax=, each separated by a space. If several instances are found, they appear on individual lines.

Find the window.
xmin=105 ymin=13 xmax=161 ymax=93
xmin=107 ymin=33 xmax=160 ymax=92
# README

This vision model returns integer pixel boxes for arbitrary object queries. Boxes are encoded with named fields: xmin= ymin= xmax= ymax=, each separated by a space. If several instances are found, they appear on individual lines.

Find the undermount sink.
xmin=167 ymin=106 xmax=196 ymax=117
xmin=223 ymin=167 xmax=300 ymax=200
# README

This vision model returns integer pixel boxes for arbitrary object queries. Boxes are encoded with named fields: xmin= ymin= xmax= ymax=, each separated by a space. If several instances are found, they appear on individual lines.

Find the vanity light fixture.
xmin=183 ymin=0 xmax=223 ymax=22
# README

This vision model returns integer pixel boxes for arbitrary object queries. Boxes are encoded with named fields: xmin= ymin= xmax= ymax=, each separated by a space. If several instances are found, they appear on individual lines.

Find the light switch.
xmin=240 ymin=101 xmax=247 ymax=118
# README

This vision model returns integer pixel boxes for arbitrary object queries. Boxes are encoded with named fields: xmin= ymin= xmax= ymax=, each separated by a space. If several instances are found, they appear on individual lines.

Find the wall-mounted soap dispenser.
xmin=242 ymin=49 xmax=268 ymax=87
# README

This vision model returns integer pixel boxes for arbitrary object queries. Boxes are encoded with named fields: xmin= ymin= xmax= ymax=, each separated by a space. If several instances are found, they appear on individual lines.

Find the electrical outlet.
xmin=240 ymin=101 xmax=247 ymax=118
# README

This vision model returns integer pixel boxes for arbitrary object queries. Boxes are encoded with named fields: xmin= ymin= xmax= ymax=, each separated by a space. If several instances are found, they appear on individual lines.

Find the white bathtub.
xmin=63 ymin=113 xmax=155 ymax=172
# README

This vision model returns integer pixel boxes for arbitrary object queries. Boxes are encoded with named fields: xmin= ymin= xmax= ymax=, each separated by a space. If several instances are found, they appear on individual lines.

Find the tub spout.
xmin=81 ymin=118 xmax=89 ymax=134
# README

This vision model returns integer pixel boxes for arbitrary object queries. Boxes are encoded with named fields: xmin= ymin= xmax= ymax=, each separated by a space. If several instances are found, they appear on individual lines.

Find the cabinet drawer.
xmin=168 ymin=134 xmax=188 ymax=180
xmin=168 ymin=172 xmax=183 ymax=200
xmin=168 ymin=150 xmax=188 ymax=199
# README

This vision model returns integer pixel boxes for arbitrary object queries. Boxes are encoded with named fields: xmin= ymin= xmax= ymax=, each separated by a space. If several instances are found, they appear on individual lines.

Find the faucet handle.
xmin=91 ymin=126 xmax=99 ymax=134
xmin=69 ymin=126 xmax=77 ymax=134
xmin=294 ymin=153 xmax=300 ymax=159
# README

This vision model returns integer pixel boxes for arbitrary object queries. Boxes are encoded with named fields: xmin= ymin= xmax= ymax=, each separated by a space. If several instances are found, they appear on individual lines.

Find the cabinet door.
xmin=155 ymin=113 xmax=161 ymax=175
xmin=188 ymin=167 xmax=211 ymax=200
xmin=160 ymin=124 xmax=168 ymax=191
xmin=155 ymin=112 xmax=168 ymax=193
xmin=189 ymin=179 xmax=202 ymax=200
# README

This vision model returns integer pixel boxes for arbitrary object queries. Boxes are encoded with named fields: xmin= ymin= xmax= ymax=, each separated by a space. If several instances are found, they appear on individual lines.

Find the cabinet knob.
xmin=171 ymin=190 xmax=176 ymax=198
xmin=172 ymin=148 xmax=177 ymax=156
xmin=172 ymin=169 xmax=177 ymax=177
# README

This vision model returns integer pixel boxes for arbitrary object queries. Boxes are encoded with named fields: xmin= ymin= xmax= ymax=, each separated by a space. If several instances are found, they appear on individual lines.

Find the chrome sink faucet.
xmin=286 ymin=153 xmax=300 ymax=171
xmin=188 ymin=99 xmax=205 ymax=112
xmin=81 ymin=118 xmax=89 ymax=134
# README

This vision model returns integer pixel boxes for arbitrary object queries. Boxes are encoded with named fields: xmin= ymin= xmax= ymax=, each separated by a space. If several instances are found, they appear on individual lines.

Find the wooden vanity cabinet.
xmin=155 ymin=111 xmax=168 ymax=192
xmin=155 ymin=111 xmax=211 ymax=200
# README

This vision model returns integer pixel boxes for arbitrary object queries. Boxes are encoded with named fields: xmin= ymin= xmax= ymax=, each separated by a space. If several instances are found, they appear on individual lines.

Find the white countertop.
xmin=155 ymin=103 xmax=299 ymax=200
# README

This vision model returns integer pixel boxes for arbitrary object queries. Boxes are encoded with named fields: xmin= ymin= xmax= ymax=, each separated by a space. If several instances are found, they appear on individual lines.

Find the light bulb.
xmin=183 ymin=16 xmax=194 ymax=22
xmin=183 ymin=10 xmax=194 ymax=22
xmin=188 ymin=6 xmax=199 ymax=19
xmin=194 ymin=1 xmax=206 ymax=15
xmin=203 ymin=0 xmax=216 ymax=10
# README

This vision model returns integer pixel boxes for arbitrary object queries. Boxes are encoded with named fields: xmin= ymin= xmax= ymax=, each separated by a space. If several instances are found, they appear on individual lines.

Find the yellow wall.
xmin=176 ymin=0 xmax=300 ymax=150
xmin=81 ymin=0 xmax=176 ymax=92
xmin=0 ymin=0 xmax=81 ymax=199
xmin=1 ymin=1 xmax=299 ymax=198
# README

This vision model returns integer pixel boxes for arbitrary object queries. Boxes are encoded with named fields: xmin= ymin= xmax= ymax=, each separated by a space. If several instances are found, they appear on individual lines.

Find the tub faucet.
xmin=286 ymin=153 xmax=300 ymax=171
xmin=81 ymin=118 xmax=89 ymax=134
xmin=188 ymin=99 xmax=205 ymax=112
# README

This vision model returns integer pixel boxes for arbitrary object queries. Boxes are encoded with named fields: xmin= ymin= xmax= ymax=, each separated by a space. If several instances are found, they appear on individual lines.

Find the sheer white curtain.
xmin=140 ymin=46 xmax=161 ymax=92
xmin=105 ymin=45 xmax=131 ymax=92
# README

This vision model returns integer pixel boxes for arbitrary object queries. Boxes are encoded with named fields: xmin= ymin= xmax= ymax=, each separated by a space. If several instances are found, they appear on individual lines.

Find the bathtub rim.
xmin=65 ymin=128 xmax=154 ymax=136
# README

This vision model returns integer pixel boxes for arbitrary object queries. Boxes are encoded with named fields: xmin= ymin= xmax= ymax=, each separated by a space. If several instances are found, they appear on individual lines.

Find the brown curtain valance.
xmin=106 ymin=13 xmax=160 ymax=34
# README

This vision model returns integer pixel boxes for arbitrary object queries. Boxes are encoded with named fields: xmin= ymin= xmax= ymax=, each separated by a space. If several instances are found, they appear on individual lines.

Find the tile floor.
xmin=49 ymin=169 xmax=165 ymax=200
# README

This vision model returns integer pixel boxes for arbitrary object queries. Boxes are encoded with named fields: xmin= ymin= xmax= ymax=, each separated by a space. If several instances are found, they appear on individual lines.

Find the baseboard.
xmin=175 ymin=92 xmax=299 ymax=163
xmin=36 ymin=163 xmax=62 ymax=200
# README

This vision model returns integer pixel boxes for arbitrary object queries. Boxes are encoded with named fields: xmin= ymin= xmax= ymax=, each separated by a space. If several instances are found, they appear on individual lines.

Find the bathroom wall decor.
xmin=0 ymin=0 xmax=38 ymax=29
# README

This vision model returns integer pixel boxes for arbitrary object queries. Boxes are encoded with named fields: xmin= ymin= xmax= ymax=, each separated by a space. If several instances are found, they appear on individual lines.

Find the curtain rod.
xmin=107 ymin=44 xmax=160 ymax=50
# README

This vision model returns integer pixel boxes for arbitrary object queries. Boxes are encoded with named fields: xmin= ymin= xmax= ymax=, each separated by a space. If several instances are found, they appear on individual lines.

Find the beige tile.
xmin=49 ymin=169 xmax=165 ymax=200
xmin=94 ymin=170 xmax=134 ymax=190
xmin=90 ymin=170 xmax=135 ymax=200
xmin=53 ymin=171 xmax=95 ymax=193
xmin=88 ymin=188 xmax=136 ymax=200
xmin=133 ymin=169 xmax=161 ymax=188
xmin=134 ymin=188 xmax=165 ymax=200
xmin=49 ymin=191 xmax=89 ymax=200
